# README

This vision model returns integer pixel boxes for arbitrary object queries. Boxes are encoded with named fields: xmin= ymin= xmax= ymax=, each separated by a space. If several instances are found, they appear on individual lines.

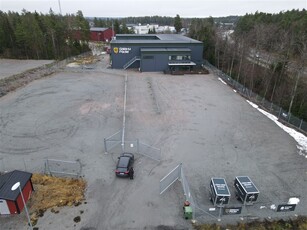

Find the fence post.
xmin=278 ymin=108 xmax=282 ymax=119
xmin=104 ymin=138 xmax=107 ymax=153
xmin=270 ymin=102 xmax=273 ymax=111
xmin=299 ymin=119 xmax=303 ymax=129
xmin=288 ymin=113 xmax=291 ymax=123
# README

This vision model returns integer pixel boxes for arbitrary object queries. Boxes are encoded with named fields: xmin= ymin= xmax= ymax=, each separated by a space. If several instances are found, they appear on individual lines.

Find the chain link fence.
xmin=160 ymin=164 xmax=182 ymax=195
xmin=104 ymin=131 xmax=161 ymax=162
xmin=44 ymin=158 xmax=82 ymax=178
xmin=0 ymin=157 xmax=82 ymax=178
xmin=204 ymin=61 xmax=307 ymax=134
xmin=0 ymin=157 xmax=43 ymax=174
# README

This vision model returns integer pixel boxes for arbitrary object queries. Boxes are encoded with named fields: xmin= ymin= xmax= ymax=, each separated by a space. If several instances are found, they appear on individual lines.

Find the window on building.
xmin=169 ymin=55 xmax=191 ymax=61
xmin=143 ymin=56 xmax=154 ymax=59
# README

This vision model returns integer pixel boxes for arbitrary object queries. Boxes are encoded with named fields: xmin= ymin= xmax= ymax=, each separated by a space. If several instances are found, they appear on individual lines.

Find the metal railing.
xmin=123 ymin=56 xmax=140 ymax=69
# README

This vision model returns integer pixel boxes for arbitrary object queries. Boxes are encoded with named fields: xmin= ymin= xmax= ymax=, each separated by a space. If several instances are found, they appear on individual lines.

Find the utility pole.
xmin=58 ymin=0 xmax=62 ymax=15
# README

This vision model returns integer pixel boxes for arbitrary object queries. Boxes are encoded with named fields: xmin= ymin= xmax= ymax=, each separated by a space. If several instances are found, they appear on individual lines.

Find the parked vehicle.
xmin=115 ymin=153 xmax=134 ymax=177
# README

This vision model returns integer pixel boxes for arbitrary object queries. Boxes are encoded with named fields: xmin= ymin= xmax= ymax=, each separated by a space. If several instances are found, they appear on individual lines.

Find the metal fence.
xmin=104 ymin=131 xmax=161 ymax=162
xmin=44 ymin=158 xmax=82 ymax=178
xmin=160 ymin=164 xmax=182 ymax=195
xmin=104 ymin=130 xmax=122 ymax=153
xmin=159 ymin=164 xmax=198 ymax=219
xmin=204 ymin=61 xmax=307 ymax=134
xmin=0 ymin=157 xmax=43 ymax=174
xmin=138 ymin=141 xmax=161 ymax=162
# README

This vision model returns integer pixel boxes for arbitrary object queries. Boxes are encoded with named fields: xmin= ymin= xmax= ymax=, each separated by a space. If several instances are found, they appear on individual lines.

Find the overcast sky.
xmin=0 ymin=0 xmax=306 ymax=18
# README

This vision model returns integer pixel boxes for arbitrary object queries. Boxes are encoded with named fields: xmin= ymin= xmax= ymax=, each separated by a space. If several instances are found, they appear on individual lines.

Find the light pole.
xmin=11 ymin=182 xmax=33 ymax=230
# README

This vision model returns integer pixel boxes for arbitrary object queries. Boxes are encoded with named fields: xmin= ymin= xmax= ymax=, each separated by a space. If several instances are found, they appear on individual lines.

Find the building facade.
xmin=90 ymin=27 xmax=115 ymax=42
xmin=110 ymin=34 xmax=203 ymax=72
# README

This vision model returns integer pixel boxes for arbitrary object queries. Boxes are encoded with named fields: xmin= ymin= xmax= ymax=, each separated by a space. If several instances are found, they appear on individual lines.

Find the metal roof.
xmin=211 ymin=178 xmax=231 ymax=196
xmin=141 ymin=48 xmax=191 ymax=52
xmin=0 ymin=170 xmax=32 ymax=201
xmin=235 ymin=176 xmax=259 ymax=194
xmin=111 ymin=34 xmax=202 ymax=44
xmin=90 ymin=27 xmax=109 ymax=32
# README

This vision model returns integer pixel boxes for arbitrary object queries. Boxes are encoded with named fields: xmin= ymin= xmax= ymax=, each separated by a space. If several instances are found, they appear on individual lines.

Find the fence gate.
xmin=44 ymin=158 xmax=82 ymax=178
xmin=139 ymin=141 xmax=161 ymax=162
xmin=104 ymin=130 xmax=122 ymax=153
xmin=160 ymin=164 xmax=182 ymax=195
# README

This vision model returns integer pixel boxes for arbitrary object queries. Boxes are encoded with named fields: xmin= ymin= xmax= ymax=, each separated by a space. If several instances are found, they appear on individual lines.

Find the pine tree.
xmin=174 ymin=14 xmax=182 ymax=34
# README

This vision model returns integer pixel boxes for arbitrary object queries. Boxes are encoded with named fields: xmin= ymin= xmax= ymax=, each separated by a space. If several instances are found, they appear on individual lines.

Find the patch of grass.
xmin=193 ymin=216 xmax=307 ymax=230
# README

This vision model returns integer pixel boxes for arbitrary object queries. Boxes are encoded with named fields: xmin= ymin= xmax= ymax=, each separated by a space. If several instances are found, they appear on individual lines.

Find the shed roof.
xmin=111 ymin=34 xmax=202 ymax=44
xmin=90 ymin=27 xmax=110 ymax=32
xmin=0 ymin=170 xmax=32 ymax=201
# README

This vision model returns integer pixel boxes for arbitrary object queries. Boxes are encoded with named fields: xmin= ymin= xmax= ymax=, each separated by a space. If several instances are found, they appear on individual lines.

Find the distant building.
xmin=133 ymin=24 xmax=159 ymax=34
xmin=110 ymin=34 xmax=203 ymax=72
xmin=90 ymin=27 xmax=115 ymax=42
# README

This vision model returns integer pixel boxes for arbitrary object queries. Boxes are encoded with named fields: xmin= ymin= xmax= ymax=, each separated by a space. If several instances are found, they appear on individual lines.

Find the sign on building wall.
xmin=113 ymin=47 xmax=131 ymax=54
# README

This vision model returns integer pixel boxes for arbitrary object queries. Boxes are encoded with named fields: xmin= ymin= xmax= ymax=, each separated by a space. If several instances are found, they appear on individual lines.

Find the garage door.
xmin=0 ymin=199 xmax=10 ymax=215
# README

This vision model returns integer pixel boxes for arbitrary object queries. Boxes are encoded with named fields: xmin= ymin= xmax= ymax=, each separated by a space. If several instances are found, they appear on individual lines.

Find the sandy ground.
xmin=0 ymin=54 xmax=306 ymax=229
xmin=0 ymin=59 xmax=54 ymax=80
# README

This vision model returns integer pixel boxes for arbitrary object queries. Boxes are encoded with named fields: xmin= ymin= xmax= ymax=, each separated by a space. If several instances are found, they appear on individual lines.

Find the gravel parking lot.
xmin=0 ymin=55 xmax=306 ymax=229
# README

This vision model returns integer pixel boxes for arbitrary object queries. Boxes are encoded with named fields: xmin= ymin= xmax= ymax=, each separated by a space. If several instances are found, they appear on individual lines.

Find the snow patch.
xmin=270 ymin=204 xmax=276 ymax=210
xmin=288 ymin=197 xmax=300 ymax=205
xmin=246 ymin=100 xmax=307 ymax=158
xmin=218 ymin=78 xmax=227 ymax=85
xmin=233 ymin=90 xmax=237 ymax=93
xmin=66 ymin=62 xmax=80 ymax=67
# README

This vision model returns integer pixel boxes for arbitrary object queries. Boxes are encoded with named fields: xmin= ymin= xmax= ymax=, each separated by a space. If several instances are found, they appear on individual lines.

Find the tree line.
xmin=189 ymin=9 xmax=307 ymax=120
xmin=0 ymin=10 xmax=90 ymax=60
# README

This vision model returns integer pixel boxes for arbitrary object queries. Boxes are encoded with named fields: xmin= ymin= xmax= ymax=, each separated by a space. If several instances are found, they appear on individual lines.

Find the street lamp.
xmin=11 ymin=182 xmax=33 ymax=230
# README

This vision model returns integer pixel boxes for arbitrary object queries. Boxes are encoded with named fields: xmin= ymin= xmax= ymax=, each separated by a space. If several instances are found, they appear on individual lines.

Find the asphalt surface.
xmin=0 ymin=55 xmax=306 ymax=229
xmin=0 ymin=59 xmax=54 ymax=80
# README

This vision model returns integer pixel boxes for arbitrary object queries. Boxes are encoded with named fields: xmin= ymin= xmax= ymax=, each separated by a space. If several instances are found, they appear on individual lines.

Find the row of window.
xmin=169 ymin=55 xmax=191 ymax=61
xmin=143 ymin=55 xmax=191 ymax=60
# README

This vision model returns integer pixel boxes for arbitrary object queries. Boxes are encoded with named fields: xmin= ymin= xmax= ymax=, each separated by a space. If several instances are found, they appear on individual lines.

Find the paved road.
xmin=0 ymin=55 xmax=306 ymax=229
xmin=0 ymin=59 xmax=54 ymax=80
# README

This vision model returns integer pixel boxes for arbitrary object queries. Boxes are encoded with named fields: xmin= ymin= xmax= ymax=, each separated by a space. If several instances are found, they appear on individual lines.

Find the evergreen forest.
xmin=189 ymin=10 xmax=307 ymax=120
xmin=0 ymin=9 xmax=90 ymax=60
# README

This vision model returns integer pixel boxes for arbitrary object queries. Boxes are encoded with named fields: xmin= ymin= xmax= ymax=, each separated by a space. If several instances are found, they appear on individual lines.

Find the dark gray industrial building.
xmin=110 ymin=34 xmax=203 ymax=72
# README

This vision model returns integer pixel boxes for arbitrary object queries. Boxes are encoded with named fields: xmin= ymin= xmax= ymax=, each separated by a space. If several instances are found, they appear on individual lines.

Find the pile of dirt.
xmin=29 ymin=173 xmax=86 ymax=226
xmin=75 ymin=56 xmax=100 ymax=65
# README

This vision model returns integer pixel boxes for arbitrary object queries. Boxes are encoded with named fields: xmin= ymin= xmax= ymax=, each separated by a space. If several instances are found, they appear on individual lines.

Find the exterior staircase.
xmin=123 ymin=56 xmax=140 ymax=69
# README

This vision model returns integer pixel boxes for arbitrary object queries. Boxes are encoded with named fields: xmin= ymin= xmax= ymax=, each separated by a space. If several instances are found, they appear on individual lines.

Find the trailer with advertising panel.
xmin=234 ymin=176 xmax=259 ymax=205
xmin=210 ymin=178 xmax=230 ymax=207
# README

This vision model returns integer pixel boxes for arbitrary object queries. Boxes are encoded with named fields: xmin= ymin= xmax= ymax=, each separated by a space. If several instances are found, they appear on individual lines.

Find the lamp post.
xmin=11 ymin=182 xmax=33 ymax=230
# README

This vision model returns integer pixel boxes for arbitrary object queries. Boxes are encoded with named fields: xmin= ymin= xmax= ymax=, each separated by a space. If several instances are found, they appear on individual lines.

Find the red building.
xmin=0 ymin=170 xmax=33 ymax=215
xmin=90 ymin=27 xmax=115 ymax=42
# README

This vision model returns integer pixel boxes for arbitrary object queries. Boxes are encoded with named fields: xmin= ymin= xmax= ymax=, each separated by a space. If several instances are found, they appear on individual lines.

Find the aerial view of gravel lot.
xmin=0 ymin=54 xmax=306 ymax=230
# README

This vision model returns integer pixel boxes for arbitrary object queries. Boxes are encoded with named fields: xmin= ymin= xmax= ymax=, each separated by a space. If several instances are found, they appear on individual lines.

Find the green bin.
xmin=184 ymin=206 xmax=193 ymax=219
